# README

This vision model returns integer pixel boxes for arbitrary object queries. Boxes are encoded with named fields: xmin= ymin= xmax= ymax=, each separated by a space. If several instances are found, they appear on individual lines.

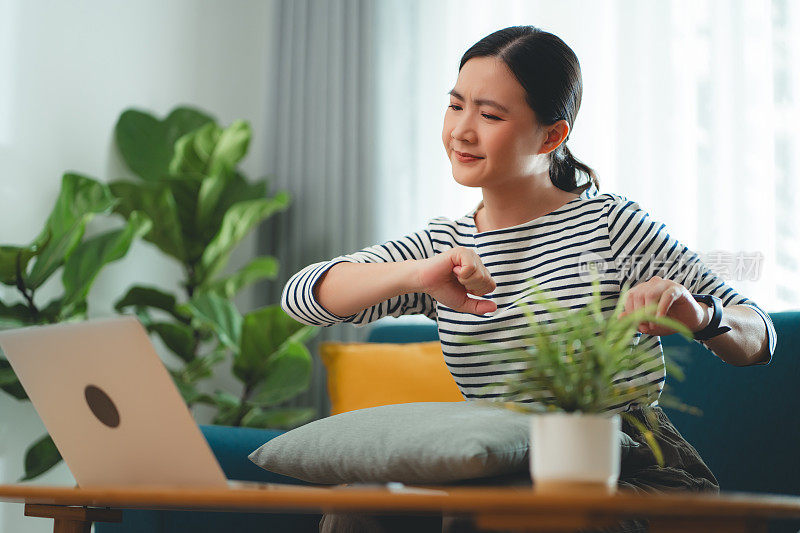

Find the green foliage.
xmin=115 ymin=107 xmax=215 ymax=181
xmin=0 ymin=355 xmax=27 ymax=400
xmin=461 ymin=269 xmax=701 ymax=467
xmin=110 ymin=106 xmax=317 ymax=435
xmin=21 ymin=434 xmax=61 ymax=482
xmin=0 ymin=173 xmax=151 ymax=480
xmin=185 ymin=302 xmax=319 ymax=428
xmin=2 ymin=105 xmax=316 ymax=481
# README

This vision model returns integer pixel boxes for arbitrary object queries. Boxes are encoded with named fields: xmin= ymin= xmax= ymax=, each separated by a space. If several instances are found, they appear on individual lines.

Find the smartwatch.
xmin=690 ymin=294 xmax=731 ymax=341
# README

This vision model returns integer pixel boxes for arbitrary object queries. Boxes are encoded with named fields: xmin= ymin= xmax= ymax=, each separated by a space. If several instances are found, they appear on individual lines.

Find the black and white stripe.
xmin=282 ymin=184 xmax=777 ymax=415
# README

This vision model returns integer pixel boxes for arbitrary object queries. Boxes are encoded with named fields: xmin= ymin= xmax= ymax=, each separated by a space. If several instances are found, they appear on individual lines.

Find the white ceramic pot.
xmin=530 ymin=411 xmax=621 ymax=494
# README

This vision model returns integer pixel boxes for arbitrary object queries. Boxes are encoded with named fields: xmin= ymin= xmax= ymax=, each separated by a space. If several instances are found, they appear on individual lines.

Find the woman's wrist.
xmin=405 ymin=259 xmax=427 ymax=294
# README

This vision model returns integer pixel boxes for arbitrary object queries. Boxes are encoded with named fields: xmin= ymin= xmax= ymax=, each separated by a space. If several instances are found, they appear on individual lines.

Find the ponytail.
xmin=549 ymin=142 xmax=600 ymax=193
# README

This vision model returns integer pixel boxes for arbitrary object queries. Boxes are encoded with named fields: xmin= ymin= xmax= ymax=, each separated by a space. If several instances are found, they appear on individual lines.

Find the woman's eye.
xmin=447 ymin=104 xmax=501 ymax=121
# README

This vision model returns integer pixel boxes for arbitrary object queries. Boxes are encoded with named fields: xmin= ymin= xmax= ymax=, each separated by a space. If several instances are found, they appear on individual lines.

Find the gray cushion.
xmin=248 ymin=401 xmax=640 ymax=485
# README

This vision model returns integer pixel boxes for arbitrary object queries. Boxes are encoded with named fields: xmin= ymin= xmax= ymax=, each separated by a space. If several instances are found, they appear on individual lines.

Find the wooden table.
xmin=2 ymin=483 xmax=800 ymax=533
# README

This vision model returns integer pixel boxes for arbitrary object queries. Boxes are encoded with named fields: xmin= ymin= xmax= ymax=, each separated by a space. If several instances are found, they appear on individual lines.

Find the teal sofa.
xmin=97 ymin=312 xmax=799 ymax=533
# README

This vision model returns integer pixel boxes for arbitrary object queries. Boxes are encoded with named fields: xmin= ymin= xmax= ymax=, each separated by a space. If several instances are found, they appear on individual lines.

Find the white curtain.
xmin=373 ymin=0 xmax=800 ymax=312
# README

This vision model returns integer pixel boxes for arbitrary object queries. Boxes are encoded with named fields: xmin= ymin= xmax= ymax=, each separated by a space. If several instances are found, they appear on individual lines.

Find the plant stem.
xmin=15 ymin=258 xmax=39 ymax=321
xmin=185 ymin=263 xmax=198 ymax=299
xmin=21 ymin=289 xmax=39 ymax=321
xmin=232 ymin=383 xmax=254 ymax=427
xmin=183 ymin=263 xmax=202 ymax=360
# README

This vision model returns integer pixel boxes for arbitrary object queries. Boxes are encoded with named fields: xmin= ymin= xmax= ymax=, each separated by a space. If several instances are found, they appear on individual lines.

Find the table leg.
xmin=24 ymin=504 xmax=122 ymax=533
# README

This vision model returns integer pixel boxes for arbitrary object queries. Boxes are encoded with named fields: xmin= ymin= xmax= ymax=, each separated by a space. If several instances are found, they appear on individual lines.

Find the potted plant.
xmin=109 ymin=105 xmax=320 ymax=429
xmin=461 ymin=268 xmax=698 ymax=493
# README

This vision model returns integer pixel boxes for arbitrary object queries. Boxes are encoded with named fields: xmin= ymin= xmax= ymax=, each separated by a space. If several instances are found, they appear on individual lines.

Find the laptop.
xmin=0 ymin=316 xmax=228 ymax=488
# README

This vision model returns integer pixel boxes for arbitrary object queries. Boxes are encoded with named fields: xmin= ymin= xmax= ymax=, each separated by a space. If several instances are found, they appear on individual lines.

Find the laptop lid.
xmin=0 ymin=316 xmax=227 ymax=487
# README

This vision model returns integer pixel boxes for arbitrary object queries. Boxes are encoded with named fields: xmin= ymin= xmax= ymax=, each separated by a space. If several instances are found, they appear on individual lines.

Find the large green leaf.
xmin=27 ymin=174 xmax=117 ymax=289
xmin=196 ymin=172 xmax=234 ymax=235
xmin=115 ymin=107 xmax=215 ymax=181
xmin=0 ymin=351 xmax=26 ymax=400
xmin=148 ymin=322 xmax=197 ymax=363
xmin=169 ymin=120 xmax=251 ymax=180
xmin=114 ymin=285 xmax=188 ymax=324
xmin=21 ymin=433 xmax=62 ymax=481
xmin=206 ymin=256 xmax=279 ymax=299
xmin=169 ymin=122 xmax=218 ymax=176
xmin=110 ymin=180 xmax=186 ymax=262
xmin=250 ymin=341 xmax=312 ymax=407
xmin=37 ymin=174 xmax=117 ymax=234
xmin=197 ymin=173 xmax=269 ymax=248
xmin=0 ymin=246 xmax=39 ymax=286
xmin=163 ymin=177 xmax=205 ymax=264
xmin=0 ymin=300 xmax=32 ymax=329
xmin=241 ymin=406 xmax=315 ymax=429
xmin=36 ymin=298 xmax=87 ymax=324
xmin=0 ymin=360 xmax=17 ymax=386
xmin=61 ymin=212 xmax=152 ymax=311
xmin=234 ymin=305 xmax=318 ymax=384
xmin=194 ymin=122 xmax=252 ymax=222
xmin=197 ymin=193 xmax=289 ymax=285
xmin=180 ymin=292 xmax=242 ymax=351
xmin=207 ymin=120 xmax=251 ymax=176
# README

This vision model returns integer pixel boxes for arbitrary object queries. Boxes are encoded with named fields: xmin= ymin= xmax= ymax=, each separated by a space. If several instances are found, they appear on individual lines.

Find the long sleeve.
xmin=605 ymin=196 xmax=776 ymax=365
xmin=281 ymin=225 xmax=438 ymax=327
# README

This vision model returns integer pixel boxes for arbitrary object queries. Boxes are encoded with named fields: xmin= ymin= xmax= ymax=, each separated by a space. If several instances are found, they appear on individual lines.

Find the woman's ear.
xmin=539 ymin=120 xmax=570 ymax=154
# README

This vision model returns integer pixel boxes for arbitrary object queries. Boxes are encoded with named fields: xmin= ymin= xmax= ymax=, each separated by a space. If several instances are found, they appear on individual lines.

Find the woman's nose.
xmin=450 ymin=114 xmax=477 ymax=144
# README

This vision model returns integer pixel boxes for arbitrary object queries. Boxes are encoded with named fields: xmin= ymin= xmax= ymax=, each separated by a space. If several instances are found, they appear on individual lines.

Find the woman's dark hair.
xmin=459 ymin=26 xmax=599 ymax=193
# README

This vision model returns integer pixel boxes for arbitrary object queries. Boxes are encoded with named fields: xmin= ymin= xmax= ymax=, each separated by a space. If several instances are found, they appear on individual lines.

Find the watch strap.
xmin=690 ymin=293 xmax=732 ymax=341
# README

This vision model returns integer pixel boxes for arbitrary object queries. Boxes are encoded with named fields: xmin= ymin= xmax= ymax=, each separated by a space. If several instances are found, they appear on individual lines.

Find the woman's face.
xmin=442 ymin=56 xmax=553 ymax=189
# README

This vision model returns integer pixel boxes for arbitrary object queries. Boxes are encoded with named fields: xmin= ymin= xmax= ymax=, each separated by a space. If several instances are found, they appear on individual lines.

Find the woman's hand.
xmin=617 ymin=276 xmax=711 ymax=336
xmin=415 ymin=247 xmax=498 ymax=315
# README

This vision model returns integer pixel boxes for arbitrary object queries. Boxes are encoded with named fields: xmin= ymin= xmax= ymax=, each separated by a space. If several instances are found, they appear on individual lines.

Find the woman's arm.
xmin=314 ymin=245 xmax=498 ymax=319
xmin=618 ymin=275 xmax=772 ymax=367
xmin=314 ymin=260 xmax=422 ymax=318
xmin=280 ymin=226 xmax=438 ymax=327
xmin=701 ymin=304 xmax=771 ymax=366
xmin=606 ymin=196 xmax=777 ymax=367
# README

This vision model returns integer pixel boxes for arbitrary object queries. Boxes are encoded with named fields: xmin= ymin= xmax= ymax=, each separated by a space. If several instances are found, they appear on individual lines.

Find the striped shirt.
xmin=281 ymin=183 xmax=777 ymax=415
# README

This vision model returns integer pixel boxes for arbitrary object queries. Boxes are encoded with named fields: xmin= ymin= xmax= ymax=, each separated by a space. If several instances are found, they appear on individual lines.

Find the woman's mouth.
xmin=454 ymin=150 xmax=484 ymax=163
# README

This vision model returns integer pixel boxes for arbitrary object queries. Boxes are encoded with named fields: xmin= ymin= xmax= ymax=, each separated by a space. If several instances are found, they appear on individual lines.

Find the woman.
xmin=282 ymin=26 xmax=776 ymax=533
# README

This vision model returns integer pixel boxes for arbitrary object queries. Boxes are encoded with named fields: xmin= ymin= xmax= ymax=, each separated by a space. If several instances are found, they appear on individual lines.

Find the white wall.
xmin=0 ymin=1 xmax=280 ymax=531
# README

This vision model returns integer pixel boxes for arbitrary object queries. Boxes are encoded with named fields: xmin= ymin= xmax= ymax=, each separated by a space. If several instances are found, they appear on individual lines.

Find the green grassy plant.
xmin=459 ymin=268 xmax=700 ymax=467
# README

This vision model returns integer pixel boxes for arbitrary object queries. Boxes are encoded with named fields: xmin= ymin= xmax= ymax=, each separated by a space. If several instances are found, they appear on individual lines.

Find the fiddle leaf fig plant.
xmin=179 ymin=294 xmax=319 ymax=428
xmin=1 ymin=106 xmax=318 ymax=481
xmin=0 ymin=172 xmax=151 ymax=480
xmin=462 ymin=268 xmax=700 ymax=467
xmin=109 ymin=106 xmax=317 ymax=430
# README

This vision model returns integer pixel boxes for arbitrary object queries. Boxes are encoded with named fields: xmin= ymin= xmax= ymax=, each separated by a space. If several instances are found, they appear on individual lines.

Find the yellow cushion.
xmin=319 ymin=341 xmax=465 ymax=415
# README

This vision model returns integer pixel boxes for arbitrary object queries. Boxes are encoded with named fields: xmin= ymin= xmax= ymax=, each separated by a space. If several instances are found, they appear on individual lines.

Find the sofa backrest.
xmin=661 ymin=311 xmax=799 ymax=495
xmin=367 ymin=312 xmax=799 ymax=496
